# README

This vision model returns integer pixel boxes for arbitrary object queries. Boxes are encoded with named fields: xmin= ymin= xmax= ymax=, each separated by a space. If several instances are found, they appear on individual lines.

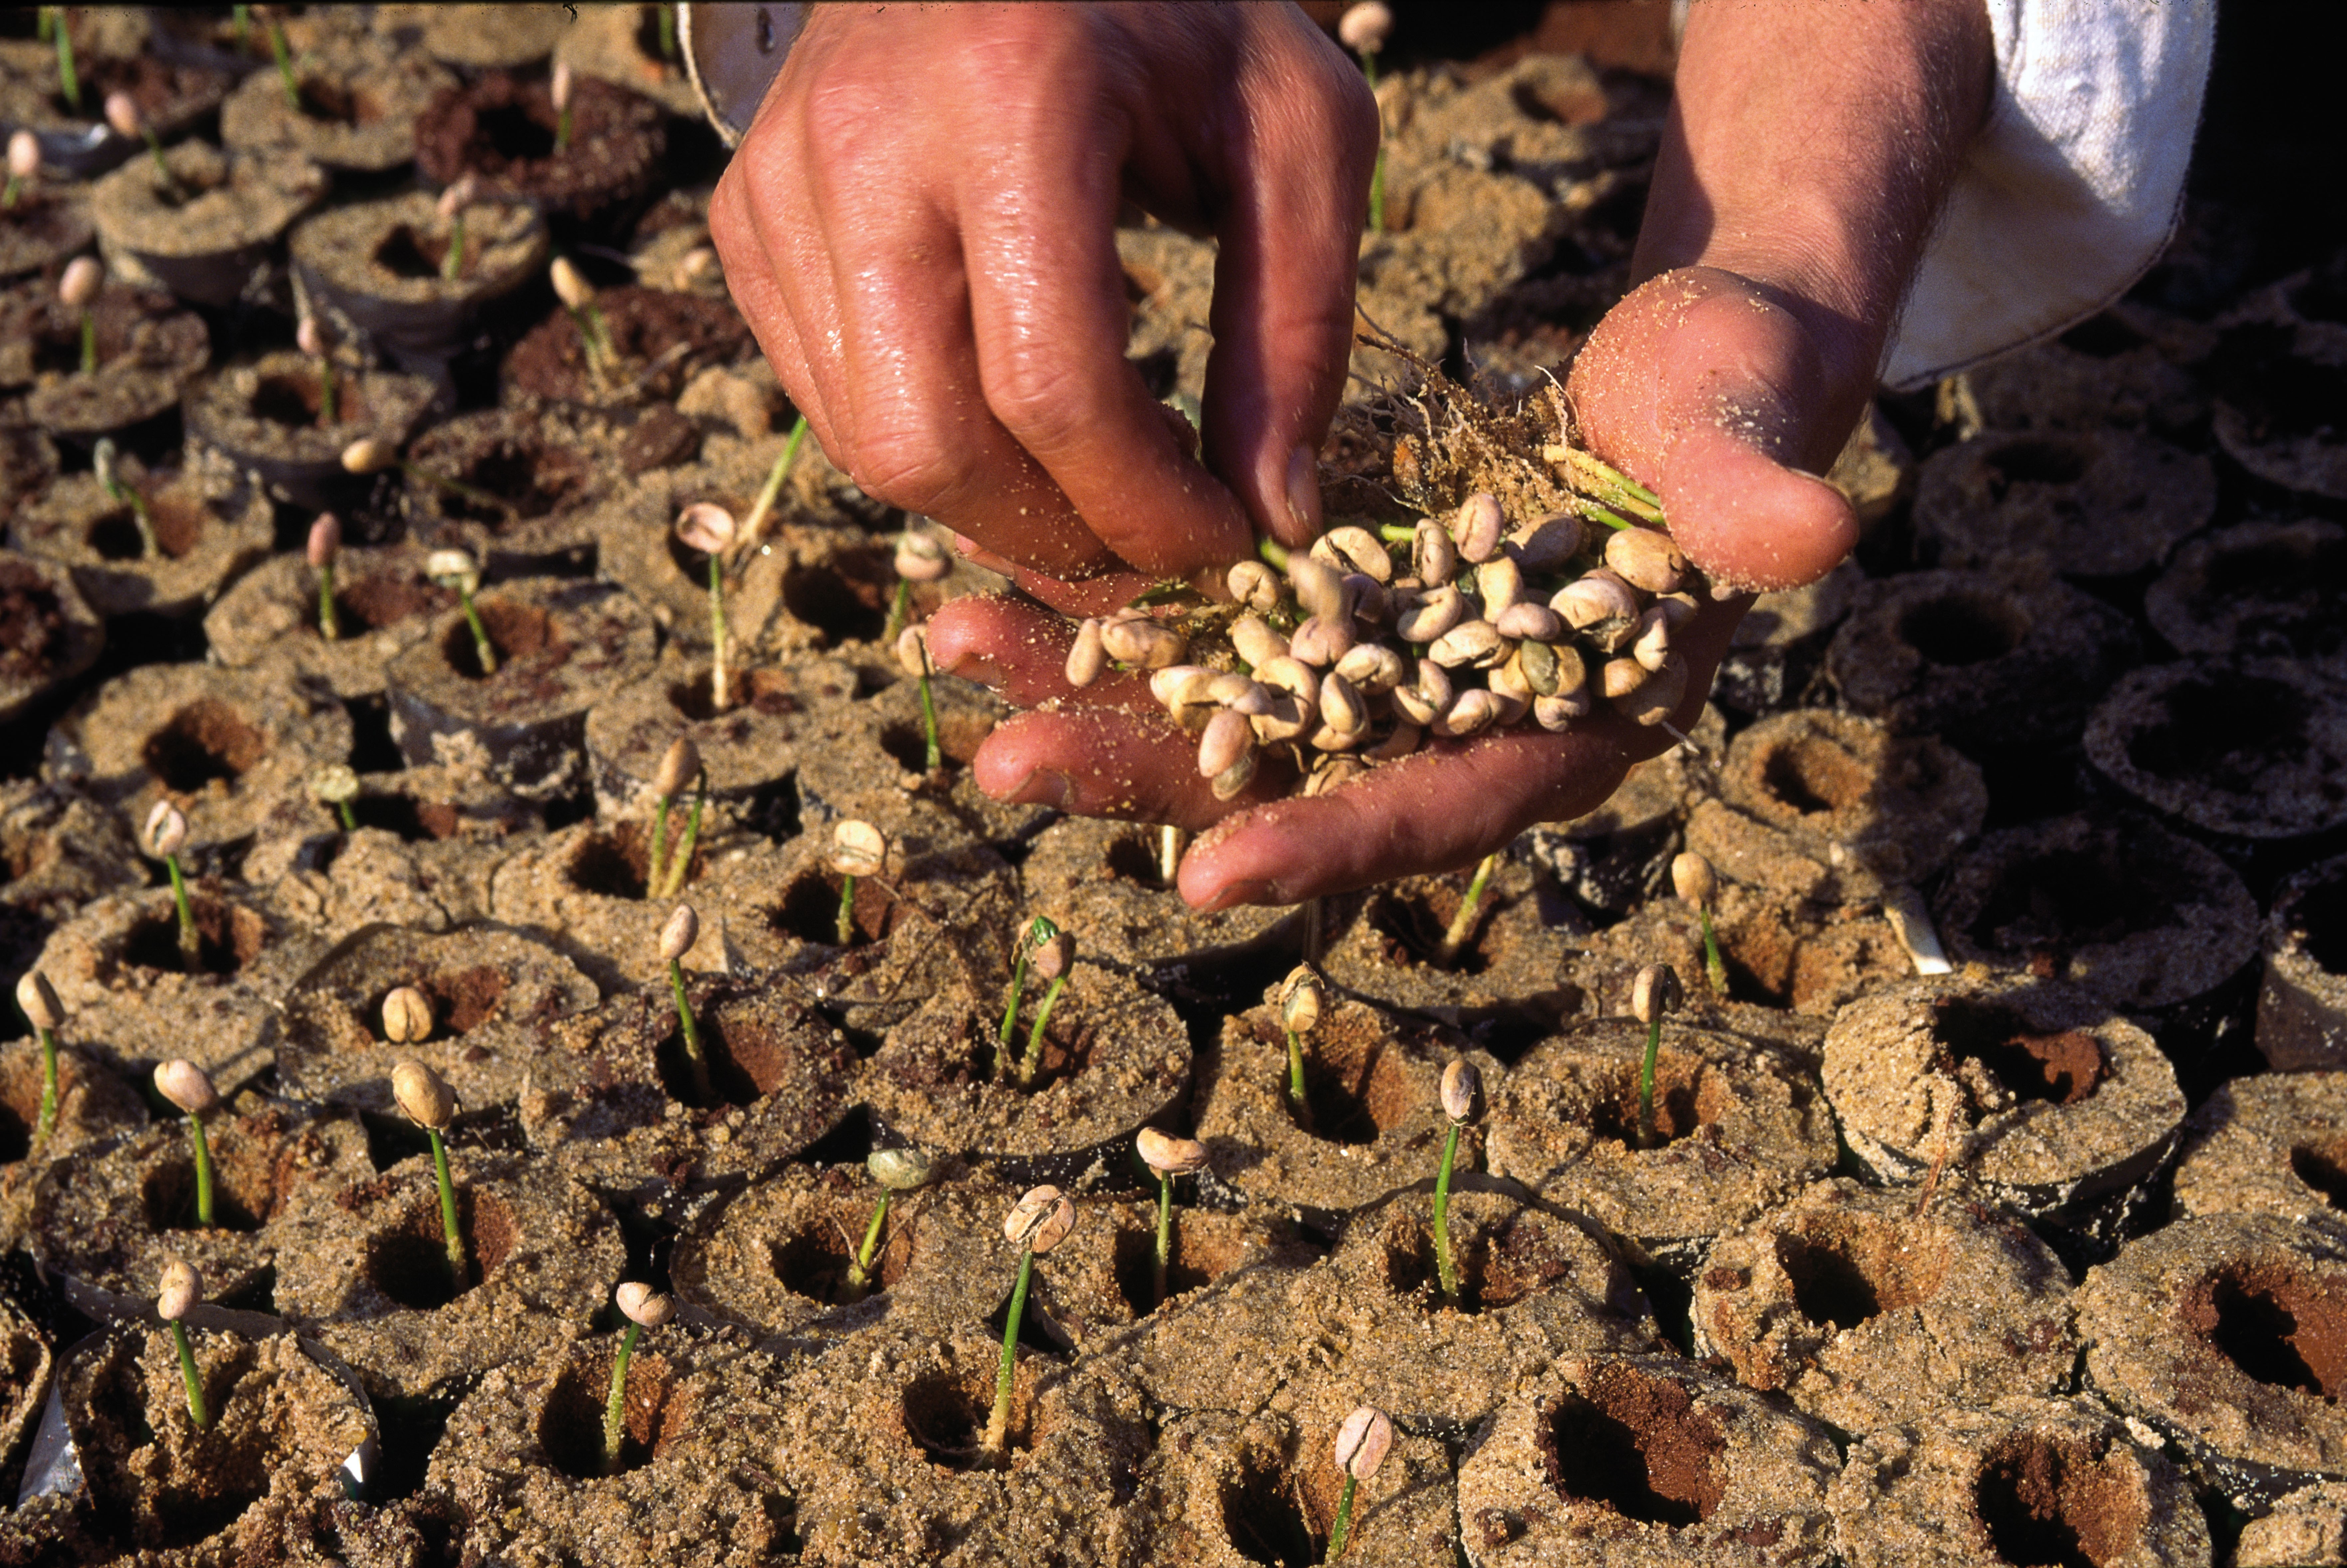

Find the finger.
xmin=925 ymin=594 xmax=1158 ymax=712
xmin=709 ymin=160 xmax=837 ymax=460
xmin=969 ymin=707 xmax=1292 ymax=826
xmin=1191 ymin=13 xmax=1379 ymax=549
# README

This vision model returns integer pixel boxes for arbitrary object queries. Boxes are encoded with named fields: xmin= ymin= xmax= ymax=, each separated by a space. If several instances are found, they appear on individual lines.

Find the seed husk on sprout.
xmin=1432 ymin=1059 xmax=1479 ymax=1305
xmin=392 ymin=1058 xmax=468 ymax=1293
xmin=646 ymin=737 xmax=705 ymax=901
xmin=1671 ymin=851 xmax=1728 ymax=993
xmin=602 ymin=1279 xmax=672 ymax=1475
xmin=307 ymin=512 xmax=342 ymax=638
xmin=310 ymin=762 xmax=361 ymax=830
xmin=105 ymin=90 xmax=173 ymax=190
xmin=550 ymin=61 xmax=575 ymax=151
xmin=984 ymin=1185 xmax=1074 ymax=1464
xmin=17 ymin=971 xmax=62 ymax=1145
xmin=2 ymin=129 xmax=38 ymax=210
xmin=1017 ymin=929 xmax=1075 ymax=1088
xmin=1136 ymin=1128 xmax=1207 ymax=1310
xmin=157 ymin=1258 xmax=208 ymax=1430
xmin=1631 ymin=963 xmax=1684 ymax=1150
xmin=887 ymin=526 xmax=949 ymax=643
xmin=674 ymin=502 xmax=737 ymax=713
xmin=418 ymin=546 xmax=498 ymax=676
xmin=297 ymin=314 xmax=337 ymax=426
xmin=845 ymin=1146 xmax=935 ymax=1302
xmin=1279 ymin=966 xmax=1325 ymax=1129
xmin=550 ymin=256 xmax=611 ymax=376
xmin=143 ymin=800 xmax=200 ymax=965
xmin=1328 ymin=1404 xmax=1392 ymax=1560
xmin=1338 ymin=2 xmax=1390 ymax=229
xmin=829 ymin=819 xmax=886 ymax=945
xmin=155 ymin=1059 xmax=221 ymax=1228
xmin=661 ymin=904 xmax=712 ymax=1104
xmin=896 ymin=624 xmax=942 ymax=772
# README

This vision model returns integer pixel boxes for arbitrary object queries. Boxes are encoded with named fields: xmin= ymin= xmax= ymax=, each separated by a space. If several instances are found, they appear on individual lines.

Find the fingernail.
xmin=1285 ymin=444 xmax=1321 ymax=539
xmin=1009 ymin=769 xmax=1075 ymax=809
xmin=1198 ymin=877 xmax=1280 ymax=913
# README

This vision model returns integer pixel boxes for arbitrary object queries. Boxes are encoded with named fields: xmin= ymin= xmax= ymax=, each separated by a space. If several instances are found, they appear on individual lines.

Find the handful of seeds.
xmin=1063 ymin=459 xmax=1698 ymax=802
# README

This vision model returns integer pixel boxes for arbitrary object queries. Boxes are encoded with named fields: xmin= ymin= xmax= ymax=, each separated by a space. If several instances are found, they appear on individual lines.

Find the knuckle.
xmin=983 ymin=344 xmax=1096 ymax=454
xmin=848 ymin=419 xmax=968 ymax=513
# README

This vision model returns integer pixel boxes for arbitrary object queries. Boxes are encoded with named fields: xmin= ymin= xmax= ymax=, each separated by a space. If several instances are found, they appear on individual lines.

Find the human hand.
xmin=926 ymin=0 xmax=1994 ymax=910
xmin=708 ymin=3 xmax=1377 ymax=614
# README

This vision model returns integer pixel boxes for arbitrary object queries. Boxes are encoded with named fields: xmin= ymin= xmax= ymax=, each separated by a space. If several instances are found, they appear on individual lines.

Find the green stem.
xmin=32 ymin=1026 xmax=57 ymax=1145
xmin=404 ymin=461 xmax=509 ymax=518
xmin=1255 ymin=536 xmax=1292 ymax=570
xmin=335 ymin=798 xmax=357 ymax=832
xmin=1019 ymin=975 xmax=1066 ymax=1087
xmin=658 ymin=779 xmax=705 ymax=900
xmin=143 ymin=132 xmax=171 ymax=189
xmin=164 ymin=854 xmax=199 ymax=966
xmin=1286 ymin=1028 xmax=1309 ymax=1127
xmin=882 ymin=576 xmax=911 ymax=645
xmin=1700 ymin=909 xmax=1727 ymax=995
xmin=318 ymin=355 xmax=337 ymax=426
xmin=738 ymin=414 xmax=810 ymax=551
xmin=442 ymin=213 xmax=466 ymax=281
xmin=834 ymin=874 xmax=856 ymax=946
xmin=1433 ymin=1121 xmax=1461 ymax=1304
xmin=458 ymin=586 xmax=498 ymax=676
xmin=601 ymin=1320 xmax=639 ymax=1476
xmin=428 ymin=1126 xmax=466 ymax=1293
xmin=188 ymin=1113 xmax=214 ymax=1228
xmin=1363 ymin=51 xmax=1383 ymax=234
xmin=1574 ymin=498 xmax=1638 ymax=532
xmin=1153 ymin=1172 xmax=1173 ymax=1310
xmin=655 ymin=2 xmax=676 ymax=60
xmin=843 ymin=1190 xmax=889 ymax=1302
xmin=647 ymin=792 xmax=672 ymax=899
xmin=668 ymin=957 xmax=711 ymax=1105
xmin=707 ymin=554 xmax=729 ymax=714
xmin=170 ymin=1320 xmax=208 ymax=1431
xmin=917 ymin=647 xmax=940 ymax=773
xmin=1637 ymin=1014 xmax=1662 ymax=1151
xmin=1329 ymin=1474 xmax=1358 ymax=1561
xmin=983 ymin=1247 xmax=1033 ymax=1462
xmin=2 ymin=174 xmax=20 ymax=210
xmin=267 ymin=19 xmax=298 ymax=112
xmin=78 ymin=311 xmax=95 ymax=376
xmin=55 ymin=12 xmax=78 ymax=115
xmin=317 ymin=560 xmax=339 ymax=640
xmin=1376 ymin=522 xmax=1416 ymax=544
xmin=998 ymin=952 xmax=1030 ymax=1053
xmin=555 ymin=106 xmax=573 ymax=151
xmin=1437 ymin=852 xmax=1498 ymax=966
xmin=125 ymin=489 xmax=158 ymax=559
xmin=231 ymin=5 xmax=248 ymax=49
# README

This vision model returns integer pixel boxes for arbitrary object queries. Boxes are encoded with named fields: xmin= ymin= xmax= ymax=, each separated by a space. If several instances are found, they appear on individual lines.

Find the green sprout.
xmin=603 ymin=1282 xmax=673 ymax=1474
xmin=1327 ymin=1405 xmax=1391 ymax=1561
xmin=737 ymin=414 xmax=810 ymax=556
xmin=887 ymin=528 xmax=949 ymax=645
xmin=157 ymin=1259 xmax=208 ymax=1430
xmin=995 ymin=916 xmax=1059 ymax=1075
xmin=674 ymin=503 xmax=738 ymax=713
xmin=142 ymin=800 xmax=198 ymax=965
xmin=1279 ymin=966 xmax=1325 ymax=1129
xmin=660 ymin=904 xmax=711 ymax=1105
xmin=654 ymin=2 xmax=677 ymax=61
xmin=1135 ymin=1130 xmax=1207 ymax=1311
xmin=1432 ymin=1060 xmax=1478 ymax=1306
xmin=550 ymin=257 xmax=611 ymax=379
xmin=437 ymin=177 xmax=476 ymax=281
xmin=298 ymin=316 xmax=336 ymax=425
xmin=1337 ymin=4 xmax=1390 ymax=233
xmin=551 ymin=62 xmax=575 ymax=150
xmin=1016 ymin=930 xmax=1074 ymax=1088
xmin=645 ymin=737 xmax=706 ymax=900
xmin=829 ymin=820 xmax=886 ymax=947
xmin=307 ymin=512 xmax=341 ymax=639
xmin=1632 ymin=963 xmax=1685 ymax=1150
xmin=49 ymin=7 xmax=80 ymax=116
xmin=845 ymin=1147 xmax=935 ymax=1302
xmin=311 ymin=764 xmax=361 ymax=832
xmin=103 ymin=91 xmax=172 ymax=189
xmin=4 ymin=129 xmax=38 ymax=209
xmin=231 ymin=5 xmax=249 ymax=49
xmin=984 ymin=1186 xmax=1073 ymax=1466
xmin=1672 ymin=852 xmax=1728 ymax=994
xmin=343 ymin=436 xmax=510 ymax=522
xmin=265 ymin=8 xmax=299 ymax=112
xmin=1436 ymin=850 xmax=1500 ymax=967
xmin=62 ymin=255 xmax=101 ymax=375
xmin=421 ymin=547 xmax=497 ymax=678
xmin=153 ymin=1059 xmax=220 ymax=1228
xmin=16 ymin=972 xmax=62 ymax=1146
xmin=390 ymin=1052 xmax=468 ymax=1295
xmin=94 ymin=437 xmax=157 ymax=559
xmin=895 ymin=625 xmax=942 ymax=773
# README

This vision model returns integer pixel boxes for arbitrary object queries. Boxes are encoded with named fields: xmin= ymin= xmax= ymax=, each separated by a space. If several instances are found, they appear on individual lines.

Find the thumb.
xmin=1568 ymin=267 xmax=1861 ymax=591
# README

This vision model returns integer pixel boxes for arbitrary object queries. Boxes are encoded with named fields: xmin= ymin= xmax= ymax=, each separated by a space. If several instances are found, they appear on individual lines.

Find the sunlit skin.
xmin=710 ymin=1 xmax=1993 ymax=908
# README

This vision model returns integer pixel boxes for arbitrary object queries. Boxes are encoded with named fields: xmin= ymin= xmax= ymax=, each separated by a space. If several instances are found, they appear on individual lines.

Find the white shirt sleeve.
xmin=1882 ymin=0 xmax=2216 ymax=392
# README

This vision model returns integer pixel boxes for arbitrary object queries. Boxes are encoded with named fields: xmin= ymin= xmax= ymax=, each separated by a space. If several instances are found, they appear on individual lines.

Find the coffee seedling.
xmin=231 ymin=4 xmax=249 ymax=50
xmin=157 ymin=1258 xmax=209 ymax=1430
xmin=550 ymin=256 xmax=612 ymax=377
xmin=674 ymin=503 xmax=738 ymax=712
xmin=421 ymin=546 xmax=497 ymax=676
xmin=1432 ymin=1058 xmax=1479 ymax=1304
xmin=1328 ymin=1404 xmax=1392 ymax=1560
xmin=1279 ymin=966 xmax=1326 ymax=1127
xmin=1437 ymin=851 xmax=1501 ymax=966
xmin=2 ymin=130 xmax=36 ymax=209
xmin=104 ymin=90 xmax=173 ymax=188
xmin=1337 ymin=2 xmax=1392 ymax=232
xmin=1016 ymin=928 xmax=1075 ymax=1087
xmin=645 ymin=737 xmax=705 ymax=900
xmin=1135 ymin=1128 xmax=1208 ymax=1309
xmin=263 ymin=4 xmax=300 ymax=112
xmin=995 ymin=915 xmax=1059 ymax=1074
xmin=602 ymin=1281 xmax=672 ymax=1475
xmin=437 ymin=175 xmax=477 ymax=281
xmin=829 ymin=820 xmax=886 ymax=946
xmin=887 ymin=527 xmax=950 ymax=644
xmin=307 ymin=512 xmax=341 ymax=638
xmin=155 ymin=1059 xmax=221 ymax=1228
xmin=311 ymin=763 xmax=361 ymax=831
xmin=654 ymin=2 xmax=678 ymax=60
xmin=297 ymin=314 xmax=337 ymax=425
xmin=143 ymin=800 xmax=199 ymax=964
xmin=392 ymin=1058 xmax=467 ymax=1294
xmin=46 ymin=5 xmax=79 ymax=115
xmin=344 ymin=436 xmax=511 ymax=523
xmin=382 ymin=985 xmax=432 ymax=1045
xmin=16 ymin=972 xmax=62 ymax=1145
xmin=894 ymin=624 xmax=943 ymax=773
xmin=93 ymin=437 xmax=158 ymax=558
xmin=736 ymin=414 xmax=809 ymax=553
xmin=1670 ymin=851 xmax=1728 ymax=993
xmin=550 ymin=61 xmax=575 ymax=152
xmin=845 ymin=1146 xmax=934 ymax=1302
xmin=984 ymin=1185 xmax=1074 ymax=1464
xmin=60 ymin=255 xmax=102 ymax=375
xmin=661 ymin=904 xmax=712 ymax=1104
xmin=1631 ymin=962 xmax=1684 ymax=1150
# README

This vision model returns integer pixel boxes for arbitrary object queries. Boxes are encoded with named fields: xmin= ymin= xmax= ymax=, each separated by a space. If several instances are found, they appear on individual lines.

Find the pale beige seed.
xmin=1427 ymin=619 xmax=1503 ymax=670
xmin=1338 ymin=0 xmax=1393 ymax=53
xmin=392 ymin=1058 xmax=457 ymax=1129
xmin=653 ymin=737 xmax=700 ymax=798
xmin=1280 ymin=967 xmax=1324 ymax=1033
xmin=1614 ymin=653 xmax=1689 ymax=726
xmin=1394 ymin=583 xmax=1466 ymax=644
xmin=1632 ymin=963 xmax=1685 ymax=1025
xmin=143 ymin=800 xmax=188 ymax=858
xmin=15 ymin=971 xmax=61 ymax=1031
xmin=154 ymin=1059 xmax=219 ymax=1115
xmin=615 ymin=1280 xmax=676 ymax=1328
xmin=1334 ymin=1406 xmax=1393 ymax=1480
xmin=1632 ymin=604 xmax=1675 ymax=672
xmin=1148 ymin=663 xmax=1210 ymax=706
xmin=867 ymin=1147 xmax=936 ymax=1190
xmin=1365 ymin=721 xmax=1422 ymax=761
xmin=1533 ymin=692 xmax=1585 ymax=731
xmin=6 ymin=130 xmax=37 ymax=183
xmin=1334 ymin=643 xmax=1407 ymax=694
xmin=1605 ymin=526 xmax=1688 ymax=593
xmin=1210 ymin=752 xmax=1257 ymax=800
xmin=156 ymin=1258 xmax=202 ymax=1322
xmin=1495 ymin=601 xmax=1563 ymax=642
xmin=1672 ymin=851 xmax=1717 ymax=911
xmin=1412 ymin=520 xmax=1457 ymax=585
xmin=894 ymin=624 xmax=930 ymax=678
xmin=1136 ymin=1128 xmax=1209 ymax=1177
xmin=1433 ymin=686 xmax=1502 ymax=738
xmin=1476 ymin=557 xmax=1525 ymax=616
xmin=550 ymin=255 xmax=595 ymax=311
xmin=1197 ymin=708 xmax=1254 ymax=780
xmin=103 ymin=91 xmax=143 ymax=139
xmin=659 ymin=904 xmax=699 ymax=963
xmin=1508 ymin=512 xmax=1583 ymax=572
xmin=57 ymin=255 xmax=102 ymax=310
xmin=1031 ymin=930 xmax=1075 ymax=981
xmin=1322 ymin=525 xmax=1392 ymax=581
xmin=674 ymin=501 xmax=736 ymax=555
xmin=1286 ymin=555 xmax=1350 ymax=622
xmin=1342 ymin=573 xmax=1389 ymax=626
xmin=1288 ymin=614 xmax=1356 ymax=668
xmin=341 ymin=436 xmax=397 ymax=475
xmin=1227 ymin=560 xmax=1283 ymax=613
xmin=1440 ymin=1059 xmax=1481 ymax=1124
xmin=1064 ymin=618 xmax=1107 ymax=688
xmin=1230 ymin=613 xmax=1289 ymax=670
xmin=1207 ymin=673 xmax=1271 ymax=715
xmin=306 ymin=512 xmax=342 ymax=568
xmin=1391 ymin=659 xmax=1454 ymax=727
xmin=1317 ymin=672 xmax=1368 ymax=737
xmin=895 ymin=530 xmax=951 ymax=582
xmin=1449 ymin=493 xmax=1505 ymax=563
xmin=381 ymin=986 xmax=433 ymax=1044
xmin=831 ymin=819 xmax=887 ymax=878
xmin=1004 ymin=1186 xmax=1076 ymax=1254
xmin=1552 ymin=571 xmax=1640 ymax=631
xmin=1600 ymin=656 xmax=1650 ymax=701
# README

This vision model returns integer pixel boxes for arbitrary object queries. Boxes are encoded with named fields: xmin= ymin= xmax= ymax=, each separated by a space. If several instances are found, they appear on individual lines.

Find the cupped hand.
xmin=708 ymin=3 xmax=1377 ymax=613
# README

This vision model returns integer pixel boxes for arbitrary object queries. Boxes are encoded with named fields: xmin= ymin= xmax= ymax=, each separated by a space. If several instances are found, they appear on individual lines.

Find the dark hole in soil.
xmin=1221 ymin=1451 xmax=1320 ymax=1566
xmin=1774 ymin=1219 xmax=1948 ymax=1332
xmin=0 ymin=566 xmax=62 ymax=682
xmin=2124 ymin=673 xmax=2312 ymax=792
xmin=539 ymin=1347 xmax=685 ymax=1479
xmin=441 ymin=598 xmax=559 ymax=679
xmin=250 ymin=369 xmax=368 ymax=432
xmin=769 ymin=1203 xmax=910 ymax=1304
xmin=338 ymin=572 xmax=440 ymax=631
xmin=667 ymin=664 xmax=802 ymax=723
xmin=903 ymin=1366 xmax=1036 ymax=1471
xmin=141 ymin=1153 xmax=268 ymax=1233
xmin=89 ymin=489 xmax=205 ymax=562
xmin=476 ymin=101 xmax=557 ymax=163
xmin=1777 ymin=1230 xmax=1879 ymax=1331
xmin=2058 ymin=314 xmax=2150 ymax=358
xmin=1585 ymin=1054 xmax=1707 ymax=1147
xmin=1897 ymin=590 xmax=2027 ymax=667
xmin=371 ymin=1389 xmax=463 ymax=1503
xmin=350 ymin=793 xmax=465 ymax=841
xmin=565 ymin=816 xmax=701 ymax=898
xmin=1932 ymin=999 xmax=2104 ymax=1107
xmin=442 ymin=439 xmax=587 ymax=527
xmin=1544 ymin=1362 xmax=1726 ymax=1527
xmin=365 ymin=966 xmax=510 ymax=1039
xmin=656 ymin=1001 xmax=806 ymax=1109
xmin=1288 ymin=1024 xmax=1413 ymax=1147
xmin=345 ymin=693 xmax=404 ymax=775
xmin=1102 ymin=831 xmax=1169 ymax=886
xmin=142 ymin=698 xmax=268 ymax=793
xmin=880 ymin=716 xmax=988 ymax=774
xmin=1759 ymin=734 xmax=1869 ymax=817
xmin=1111 ymin=1215 xmax=1242 ymax=1317
xmin=295 ymin=73 xmax=384 ymax=127
xmin=2194 ymin=1261 xmax=2347 ymax=1398
xmin=1379 ymin=1222 xmax=1494 ymax=1313
xmin=123 ymin=897 xmax=266 ymax=976
xmin=1986 ymin=437 xmax=2089 ymax=492
xmin=1974 ymin=1432 xmax=2147 ymax=1568
xmin=0 ymin=1100 xmax=27 ymax=1166
xmin=768 ymin=868 xmax=895 ymax=947
xmin=373 ymin=223 xmax=453 ymax=281
xmin=1967 ymin=843 xmax=2180 ymax=960
xmin=1364 ymin=887 xmax=1493 ymax=976
xmin=782 ymin=554 xmax=896 ymax=646
xmin=83 ymin=1332 xmax=267 ymax=1550
xmin=2289 ymin=1140 xmax=2347 ymax=1210
xmin=2289 ymin=864 xmax=2347 ymax=974
xmin=363 ymin=1188 xmax=517 ymax=1309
